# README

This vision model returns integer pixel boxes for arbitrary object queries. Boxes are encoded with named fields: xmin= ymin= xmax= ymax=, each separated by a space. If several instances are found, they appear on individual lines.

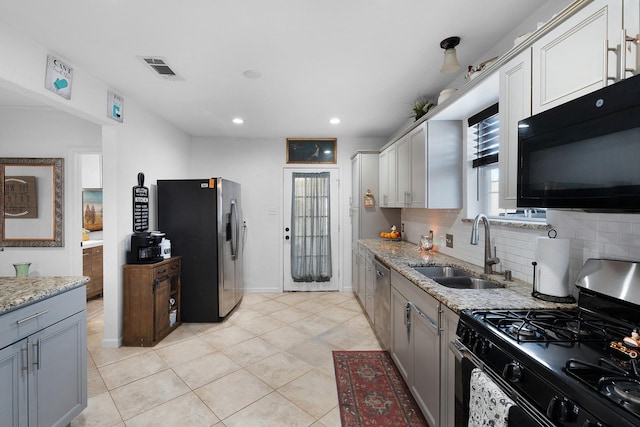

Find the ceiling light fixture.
xmin=242 ymin=70 xmax=261 ymax=79
xmin=232 ymin=118 xmax=244 ymax=124
xmin=439 ymin=36 xmax=461 ymax=74
xmin=329 ymin=118 xmax=341 ymax=125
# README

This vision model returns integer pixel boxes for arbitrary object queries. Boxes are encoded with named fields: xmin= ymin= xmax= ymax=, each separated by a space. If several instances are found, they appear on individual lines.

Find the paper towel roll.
xmin=535 ymin=237 xmax=570 ymax=297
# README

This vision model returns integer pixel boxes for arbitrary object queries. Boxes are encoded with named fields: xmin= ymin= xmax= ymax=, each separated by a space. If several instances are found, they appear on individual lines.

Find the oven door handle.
xmin=449 ymin=339 xmax=482 ymax=368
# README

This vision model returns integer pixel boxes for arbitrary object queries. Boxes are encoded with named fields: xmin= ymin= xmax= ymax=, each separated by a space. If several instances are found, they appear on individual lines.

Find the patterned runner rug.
xmin=333 ymin=350 xmax=430 ymax=427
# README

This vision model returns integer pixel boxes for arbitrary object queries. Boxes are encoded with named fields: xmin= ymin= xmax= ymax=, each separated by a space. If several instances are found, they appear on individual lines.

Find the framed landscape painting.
xmin=286 ymin=138 xmax=337 ymax=164
xmin=82 ymin=189 xmax=103 ymax=231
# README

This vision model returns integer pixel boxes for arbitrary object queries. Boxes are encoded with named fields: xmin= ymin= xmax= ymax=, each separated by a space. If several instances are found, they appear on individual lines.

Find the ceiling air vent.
xmin=139 ymin=56 xmax=184 ymax=81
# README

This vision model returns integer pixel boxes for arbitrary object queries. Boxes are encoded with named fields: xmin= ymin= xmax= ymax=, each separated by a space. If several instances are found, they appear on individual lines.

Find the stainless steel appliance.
xmin=451 ymin=258 xmax=640 ymax=427
xmin=373 ymin=258 xmax=391 ymax=349
xmin=517 ymin=73 xmax=640 ymax=211
xmin=157 ymin=178 xmax=244 ymax=322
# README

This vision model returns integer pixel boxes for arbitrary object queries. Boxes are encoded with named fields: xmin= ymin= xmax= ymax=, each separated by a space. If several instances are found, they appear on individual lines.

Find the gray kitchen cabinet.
xmin=395 ymin=135 xmax=411 ymax=207
xmin=357 ymin=245 xmax=366 ymax=306
xmin=407 ymin=121 xmax=462 ymax=209
xmin=440 ymin=305 xmax=459 ymax=427
xmin=390 ymin=269 xmax=440 ymax=427
xmin=364 ymin=249 xmax=375 ymax=320
xmin=352 ymin=247 xmax=360 ymax=302
xmin=531 ymin=0 xmax=624 ymax=115
xmin=0 ymin=286 xmax=87 ymax=427
xmin=498 ymin=49 xmax=532 ymax=209
xmin=378 ymin=144 xmax=396 ymax=207
xmin=381 ymin=121 xmax=462 ymax=209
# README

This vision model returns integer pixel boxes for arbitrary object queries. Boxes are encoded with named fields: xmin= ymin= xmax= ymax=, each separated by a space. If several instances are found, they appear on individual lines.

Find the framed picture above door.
xmin=286 ymin=138 xmax=336 ymax=164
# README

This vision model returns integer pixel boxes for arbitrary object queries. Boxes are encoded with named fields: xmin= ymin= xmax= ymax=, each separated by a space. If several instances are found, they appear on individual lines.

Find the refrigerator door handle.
xmin=230 ymin=199 xmax=238 ymax=260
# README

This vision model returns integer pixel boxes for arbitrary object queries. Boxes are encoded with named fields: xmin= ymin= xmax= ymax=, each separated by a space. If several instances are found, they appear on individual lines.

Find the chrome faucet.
xmin=470 ymin=214 xmax=500 ymax=274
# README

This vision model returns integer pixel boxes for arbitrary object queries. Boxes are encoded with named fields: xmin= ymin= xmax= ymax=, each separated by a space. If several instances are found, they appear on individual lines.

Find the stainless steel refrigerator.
xmin=157 ymin=178 xmax=244 ymax=322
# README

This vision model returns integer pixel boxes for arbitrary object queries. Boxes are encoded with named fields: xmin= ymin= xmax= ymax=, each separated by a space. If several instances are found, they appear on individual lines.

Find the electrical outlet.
xmin=401 ymin=223 xmax=405 ymax=233
xmin=446 ymin=234 xmax=454 ymax=248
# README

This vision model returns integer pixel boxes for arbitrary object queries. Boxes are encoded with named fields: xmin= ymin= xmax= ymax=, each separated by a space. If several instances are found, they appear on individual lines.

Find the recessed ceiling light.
xmin=242 ymin=70 xmax=261 ymax=79
xmin=232 ymin=118 xmax=244 ymax=124
xmin=329 ymin=117 xmax=341 ymax=125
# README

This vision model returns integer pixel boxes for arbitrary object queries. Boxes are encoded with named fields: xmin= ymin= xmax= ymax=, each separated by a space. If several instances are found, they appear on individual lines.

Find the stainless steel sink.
xmin=432 ymin=277 xmax=503 ymax=290
xmin=412 ymin=266 xmax=468 ymax=277
xmin=411 ymin=265 xmax=503 ymax=289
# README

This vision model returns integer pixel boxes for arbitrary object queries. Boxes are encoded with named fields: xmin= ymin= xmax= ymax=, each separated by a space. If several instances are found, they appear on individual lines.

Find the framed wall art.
xmin=286 ymin=138 xmax=337 ymax=164
xmin=82 ymin=189 xmax=103 ymax=231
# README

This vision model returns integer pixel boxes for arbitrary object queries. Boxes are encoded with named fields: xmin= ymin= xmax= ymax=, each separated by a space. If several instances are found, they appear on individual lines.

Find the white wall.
xmin=0 ymin=20 xmax=192 ymax=347
xmin=191 ymin=136 xmax=385 ymax=292
xmin=0 ymin=107 xmax=101 ymax=276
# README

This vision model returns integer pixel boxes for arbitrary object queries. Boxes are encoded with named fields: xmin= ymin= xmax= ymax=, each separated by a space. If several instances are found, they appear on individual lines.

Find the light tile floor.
xmin=72 ymin=292 xmax=382 ymax=427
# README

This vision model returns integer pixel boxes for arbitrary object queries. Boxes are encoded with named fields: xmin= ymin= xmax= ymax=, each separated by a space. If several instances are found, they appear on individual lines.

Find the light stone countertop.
xmin=0 ymin=276 xmax=89 ymax=315
xmin=359 ymin=239 xmax=576 ymax=314
xmin=81 ymin=239 xmax=103 ymax=249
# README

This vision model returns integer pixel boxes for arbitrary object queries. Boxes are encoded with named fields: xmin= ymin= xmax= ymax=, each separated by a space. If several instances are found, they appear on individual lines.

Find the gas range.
xmin=456 ymin=259 xmax=640 ymax=427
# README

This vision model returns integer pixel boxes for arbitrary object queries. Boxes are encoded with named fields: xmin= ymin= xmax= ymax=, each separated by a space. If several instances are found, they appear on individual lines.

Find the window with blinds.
xmin=469 ymin=103 xmax=499 ymax=168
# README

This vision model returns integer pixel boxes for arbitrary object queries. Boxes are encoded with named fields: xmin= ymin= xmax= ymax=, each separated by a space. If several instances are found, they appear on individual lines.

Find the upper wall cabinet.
xmin=531 ymin=0 xmax=625 ymax=114
xmin=81 ymin=153 xmax=102 ymax=189
xmin=378 ymin=143 xmax=397 ymax=207
xmin=380 ymin=121 xmax=462 ymax=209
xmin=408 ymin=121 xmax=462 ymax=209
xmin=499 ymin=50 xmax=532 ymax=209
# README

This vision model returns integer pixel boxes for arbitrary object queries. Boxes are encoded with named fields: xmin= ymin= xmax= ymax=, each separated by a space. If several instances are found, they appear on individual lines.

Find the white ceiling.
xmin=0 ymin=0 xmax=549 ymax=139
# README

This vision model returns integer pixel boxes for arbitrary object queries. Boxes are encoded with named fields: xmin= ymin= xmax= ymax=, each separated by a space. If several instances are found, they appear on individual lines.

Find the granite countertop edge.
xmin=359 ymin=239 xmax=576 ymax=314
xmin=0 ymin=276 xmax=89 ymax=315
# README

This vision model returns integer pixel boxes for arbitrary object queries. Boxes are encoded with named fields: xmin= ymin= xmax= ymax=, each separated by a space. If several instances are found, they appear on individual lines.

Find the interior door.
xmin=283 ymin=168 xmax=339 ymax=291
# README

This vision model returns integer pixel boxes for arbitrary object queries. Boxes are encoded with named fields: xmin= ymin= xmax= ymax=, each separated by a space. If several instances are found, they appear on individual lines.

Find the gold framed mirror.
xmin=1 ymin=157 xmax=64 ymax=247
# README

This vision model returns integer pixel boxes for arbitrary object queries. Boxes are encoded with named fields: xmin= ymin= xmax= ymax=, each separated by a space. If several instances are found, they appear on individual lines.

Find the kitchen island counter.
xmin=0 ymin=276 xmax=89 ymax=315
xmin=359 ymin=239 xmax=576 ymax=313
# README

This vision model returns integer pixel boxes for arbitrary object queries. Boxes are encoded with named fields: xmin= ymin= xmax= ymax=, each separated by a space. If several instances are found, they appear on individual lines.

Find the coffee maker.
xmin=126 ymin=231 xmax=164 ymax=264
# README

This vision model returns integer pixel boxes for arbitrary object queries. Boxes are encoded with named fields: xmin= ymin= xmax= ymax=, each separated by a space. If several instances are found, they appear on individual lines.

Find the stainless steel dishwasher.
xmin=373 ymin=258 xmax=390 ymax=350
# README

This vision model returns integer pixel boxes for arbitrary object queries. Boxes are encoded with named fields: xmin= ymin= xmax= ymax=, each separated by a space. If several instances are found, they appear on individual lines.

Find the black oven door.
xmin=449 ymin=339 xmax=546 ymax=427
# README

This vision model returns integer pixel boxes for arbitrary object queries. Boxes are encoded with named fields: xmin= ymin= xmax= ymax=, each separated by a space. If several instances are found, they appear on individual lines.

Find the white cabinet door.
xmin=390 ymin=285 xmax=412 ymax=382
xmin=395 ymin=135 xmax=411 ymax=207
xmin=532 ymin=0 xmax=623 ymax=114
xmin=410 ymin=298 xmax=440 ymax=427
xmin=81 ymin=153 xmax=102 ymax=189
xmin=409 ymin=125 xmax=426 ymax=207
xmin=30 ymin=311 xmax=87 ymax=427
xmin=499 ymin=49 xmax=532 ymax=209
xmin=0 ymin=340 xmax=28 ymax=427
xmin=378 ymin=147 xmax=394 ymax=207
xmin=352 ymin=248 xmax=359 ymax=299
xmin=439 ymin=305 xmax=459 ymax=427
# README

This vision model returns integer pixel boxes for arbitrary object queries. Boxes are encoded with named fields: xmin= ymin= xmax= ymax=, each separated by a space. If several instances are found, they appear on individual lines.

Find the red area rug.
xmin=333 ymin=350 xmax=429 ymax=426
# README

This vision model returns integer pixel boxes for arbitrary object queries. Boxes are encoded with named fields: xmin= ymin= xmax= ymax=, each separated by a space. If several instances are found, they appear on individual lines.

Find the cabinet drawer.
xmin=0 ymin=286 xmax=86 ymax=348
xmin=153 ymin=259 xmax=179 ymax=279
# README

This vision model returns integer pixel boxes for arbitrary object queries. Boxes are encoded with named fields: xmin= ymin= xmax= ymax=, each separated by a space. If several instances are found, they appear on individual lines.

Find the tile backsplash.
xmin=401 ymin=208 xmax=640 ymax=296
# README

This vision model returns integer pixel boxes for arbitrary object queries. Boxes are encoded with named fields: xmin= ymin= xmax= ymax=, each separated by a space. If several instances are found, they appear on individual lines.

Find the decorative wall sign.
xmin=44 ymin=55 xmax=73 ymax=99
xmin=107 ymin=90 xmax=124 ymax=122
xmin=132 ymin=172 xmax=149 ymax=232
xmin=82 ymin=189 xmax=103 ymax=231
xmin=286 ymin=138 xmax=337 ymax=164
xmin=4 ymin=176 xmax=37 ymax=218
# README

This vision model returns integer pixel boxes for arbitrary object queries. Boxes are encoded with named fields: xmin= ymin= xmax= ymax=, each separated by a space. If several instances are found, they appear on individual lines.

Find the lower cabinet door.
xmin=390 ymin=286 xmax=412 ymax=382
xmin=411 ymin=306 xmax=440 ymax=427
xmin=0 ymin=340 xmax=28 ymax=427
xmin=154 ymin=277 xmax=172 ymax=340
xmin=30 ymin=311 xmax=87 ymax=427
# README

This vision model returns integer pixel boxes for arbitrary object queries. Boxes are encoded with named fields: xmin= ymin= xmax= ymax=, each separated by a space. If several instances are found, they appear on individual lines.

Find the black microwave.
xmin=517 ymin=73 xmax=640 ymax=211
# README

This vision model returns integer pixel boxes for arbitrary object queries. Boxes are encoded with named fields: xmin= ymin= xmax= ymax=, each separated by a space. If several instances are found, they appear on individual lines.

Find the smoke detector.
xmin=139 ymin=56 xmax=184 ymax=81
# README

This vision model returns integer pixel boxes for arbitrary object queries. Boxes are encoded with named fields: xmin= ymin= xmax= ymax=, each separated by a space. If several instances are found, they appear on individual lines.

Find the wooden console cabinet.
xmin=82 ymin=245 xmax=103 ymax=299
xmin=123 ymin=257 xmax=181 ymax=346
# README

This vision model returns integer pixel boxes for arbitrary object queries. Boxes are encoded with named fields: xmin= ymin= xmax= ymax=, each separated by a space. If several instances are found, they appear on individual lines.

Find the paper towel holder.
xmin=531 ymin=229 xmax=576 ymax=304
